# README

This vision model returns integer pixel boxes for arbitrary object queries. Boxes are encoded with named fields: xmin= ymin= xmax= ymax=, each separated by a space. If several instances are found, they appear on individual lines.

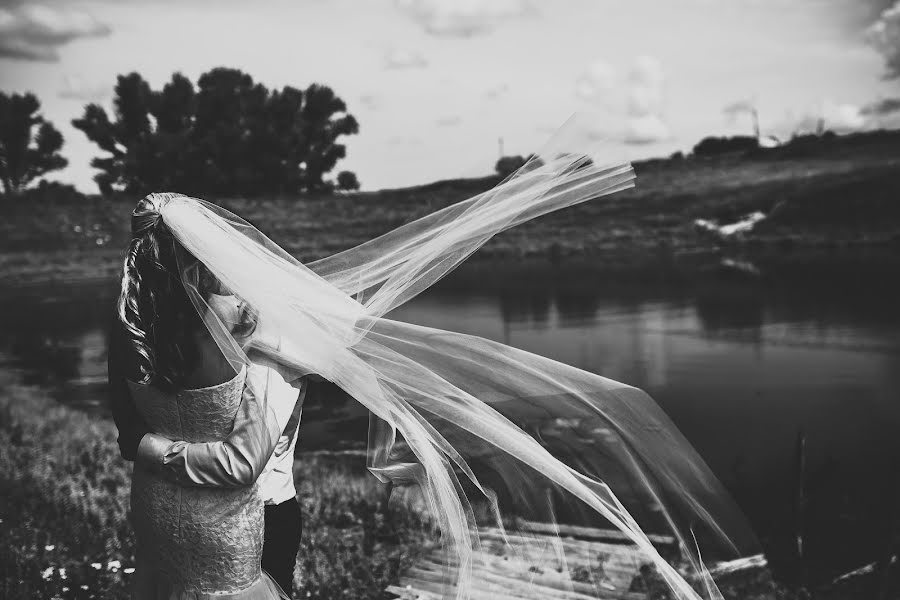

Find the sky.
xmin=1 ymin=0 xmax=900 ymax=193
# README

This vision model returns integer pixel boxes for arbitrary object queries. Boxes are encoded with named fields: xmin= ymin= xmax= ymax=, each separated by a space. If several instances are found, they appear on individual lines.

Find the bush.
xmin=495 ymin=155 xmax=528 ymax=178
xmin=693 ymin=136 xmax=759 ymax=157
xmin=336 ymin=171 xmax=360 ymax=192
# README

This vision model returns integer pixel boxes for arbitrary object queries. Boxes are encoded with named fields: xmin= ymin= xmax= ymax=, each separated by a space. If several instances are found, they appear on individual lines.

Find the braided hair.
xmin=116 ymin=194 xmax=204 ymax=390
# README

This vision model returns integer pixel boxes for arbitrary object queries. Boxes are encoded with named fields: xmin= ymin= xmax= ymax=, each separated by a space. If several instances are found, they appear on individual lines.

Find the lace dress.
xmin=127 ymin=367 xmax=288 ymax=599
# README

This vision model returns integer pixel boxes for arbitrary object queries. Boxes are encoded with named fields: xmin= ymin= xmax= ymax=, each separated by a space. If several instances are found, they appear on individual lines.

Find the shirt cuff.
xmin=136 ymin=432 xmax=174 ymax=472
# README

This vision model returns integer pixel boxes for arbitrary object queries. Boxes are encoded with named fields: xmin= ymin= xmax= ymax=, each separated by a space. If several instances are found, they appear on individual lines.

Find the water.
xmin=2 ymin=256 xmax=898 ymax=583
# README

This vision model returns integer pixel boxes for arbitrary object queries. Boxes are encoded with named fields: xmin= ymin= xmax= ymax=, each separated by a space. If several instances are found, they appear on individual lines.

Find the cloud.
xmin=387 ymin=134 xmax=423 ymax=147
xmin=394 ymin=0 xmax=532 ymax=38
xmin=359 ymin=94 xmax=381 ymax=110
xmin=723 ymin=99 xmax=757 ymax=119
xmin=0 ymin=4 xmax=110 ymax=62
xmin=789 ymin=100 xmax=867 ymax=134
xmin=484 ymin=83 xmax=509 ymax=99
xmin=627 ymin=57 xmax=664 ymax=112
xmin=435 ymin=115 xmax=461 ymax=127
xmin=383 ymin=48 xmax=428 ymax=70
xmin=574 ymin=59 xmax=617 ymax=105
xmin=722 ymin=98 xmax=761 ymax=135
xmin=623 ymin=57 xmax=669 ymax=144
xmin=624 ymin=114 xmax=670 ymax=145
xmin=866 ymin=1 xmax=900 ymax=79
xmin=861 ymin=96 xmax=900 ymax=115
xmin=859 ymin=97 xmax=900 ymax=128
xmin=575 ymin=56 xmax=670 ymax=145
xmin=58 ymin=75 xmax=110 ymax=103
xmin=820 ymin=102 xmax=866 ymax=131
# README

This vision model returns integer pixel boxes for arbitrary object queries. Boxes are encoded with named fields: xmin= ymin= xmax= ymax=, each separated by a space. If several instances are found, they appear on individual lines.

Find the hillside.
xmin=2 ymin=129 xmax=899 ymax=285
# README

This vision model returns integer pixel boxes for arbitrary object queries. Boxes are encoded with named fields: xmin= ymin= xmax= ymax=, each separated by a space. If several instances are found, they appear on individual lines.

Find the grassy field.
xmin=0 ymin=378 xmax=432 ymax=600
xmin=3 ymin=379 xmax=892 ymax=599
xmin=1 ymin=130 xmax=899 ymax=285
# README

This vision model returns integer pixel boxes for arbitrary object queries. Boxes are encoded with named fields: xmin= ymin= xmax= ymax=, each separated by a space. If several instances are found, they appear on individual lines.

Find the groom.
xmin=109 ymin=321 xmax=307 ymax=596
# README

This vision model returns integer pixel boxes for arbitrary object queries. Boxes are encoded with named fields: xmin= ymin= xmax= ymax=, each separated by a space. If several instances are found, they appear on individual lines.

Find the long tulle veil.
xmin=157 ymin=115 xmax=758 ymax=600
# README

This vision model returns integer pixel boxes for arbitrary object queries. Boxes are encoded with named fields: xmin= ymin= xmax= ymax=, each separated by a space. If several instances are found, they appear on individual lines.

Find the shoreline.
xmin=2 ymin=237 xmax=899 ymax=288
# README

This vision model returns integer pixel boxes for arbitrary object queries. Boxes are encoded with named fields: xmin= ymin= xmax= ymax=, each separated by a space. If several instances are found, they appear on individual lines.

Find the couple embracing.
xmin=106 ymin=127 xmax=757 ymax=600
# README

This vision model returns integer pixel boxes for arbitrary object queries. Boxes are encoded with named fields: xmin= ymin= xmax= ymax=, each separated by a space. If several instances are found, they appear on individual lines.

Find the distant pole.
xmin=498 ymin=136 xmax=504 ymax=159
xmin=794 ymin=429 xmax=807 ymax=585
xmin=751 ymin=109 xmax=760 ymax=140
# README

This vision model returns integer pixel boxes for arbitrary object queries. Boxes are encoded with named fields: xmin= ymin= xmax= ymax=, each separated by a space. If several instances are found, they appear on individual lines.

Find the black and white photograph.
xmin=1 ymin=1 xmax=899 ymax=598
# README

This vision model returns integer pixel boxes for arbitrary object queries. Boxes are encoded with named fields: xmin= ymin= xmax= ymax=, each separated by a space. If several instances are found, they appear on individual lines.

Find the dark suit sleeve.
xmin=107 ymin=315 xmax=150 ymax=461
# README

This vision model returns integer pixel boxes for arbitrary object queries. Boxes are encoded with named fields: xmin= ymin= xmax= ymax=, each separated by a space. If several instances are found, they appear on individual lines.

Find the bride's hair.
xmin=117 ymin=194 xmax=254 ymax=389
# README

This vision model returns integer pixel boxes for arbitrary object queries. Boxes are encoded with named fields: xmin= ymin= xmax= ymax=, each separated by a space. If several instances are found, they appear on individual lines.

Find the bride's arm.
xmin=134 ymin=363 xmax=304 ymax=487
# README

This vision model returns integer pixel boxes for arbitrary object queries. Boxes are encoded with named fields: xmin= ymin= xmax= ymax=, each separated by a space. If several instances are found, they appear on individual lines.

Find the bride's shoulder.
xmin=182 ymin=333 xmax=244 ymax=389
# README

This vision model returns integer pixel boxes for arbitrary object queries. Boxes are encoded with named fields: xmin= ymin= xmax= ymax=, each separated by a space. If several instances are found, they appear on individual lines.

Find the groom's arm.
xmin=134 ymin=362 xmax=303 ymax=487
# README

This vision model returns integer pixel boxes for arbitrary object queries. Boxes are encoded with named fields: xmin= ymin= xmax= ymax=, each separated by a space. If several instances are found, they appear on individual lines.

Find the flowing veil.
xmin=157 ymin=115 xmax=758 ymax=600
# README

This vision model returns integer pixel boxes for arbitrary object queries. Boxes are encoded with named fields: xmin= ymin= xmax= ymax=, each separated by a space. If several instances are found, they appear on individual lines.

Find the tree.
xmin=299 ymin=84 xmax=359 ymax=191
xmin=495 ymin=154 xmax=528 ymax=178
xmin=0 ymin=92 xmax=68 ymax=196
xmin=692 ymin=135 xmax=759 ymax=157
xmin=73 ymin=68 xmax=359 ymax=197
xmin=336 ymin=170 xmax=360 ymax=191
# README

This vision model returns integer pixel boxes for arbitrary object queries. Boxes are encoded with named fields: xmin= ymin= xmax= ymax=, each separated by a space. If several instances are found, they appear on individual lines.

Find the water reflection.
xmin=0 ymin=284 xmax=115 ymax=410
xmin=499 ymin=293 xmax=553 ymax=328
xmin=1 ymin=256 xmax=899 ymax=581
xmin=695 ymin=287 xmax=766 ymax=339
xmin=11 ymin=334 xmax=82 ymax=385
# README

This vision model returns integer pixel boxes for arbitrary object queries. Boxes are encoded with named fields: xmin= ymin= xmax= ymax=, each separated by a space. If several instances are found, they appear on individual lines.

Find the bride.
xmin=110 ymin=193 xmax=308 ymax=598
xmin=109 ymin=118 xmax=758 ymax=600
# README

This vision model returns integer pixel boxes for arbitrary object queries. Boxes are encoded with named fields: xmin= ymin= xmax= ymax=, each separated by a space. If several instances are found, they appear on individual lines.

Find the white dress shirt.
xmin=257 ymin=367 xmax=305 ymax=505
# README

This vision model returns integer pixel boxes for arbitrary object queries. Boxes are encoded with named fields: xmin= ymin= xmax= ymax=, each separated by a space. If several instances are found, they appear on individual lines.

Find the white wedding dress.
xmin=127 ymin=366 xmax=288 ymax=600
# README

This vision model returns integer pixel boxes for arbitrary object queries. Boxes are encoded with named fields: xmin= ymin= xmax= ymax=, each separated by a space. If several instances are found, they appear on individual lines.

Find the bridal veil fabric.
xmin=154 ymin=116 xmax=757 ymax=600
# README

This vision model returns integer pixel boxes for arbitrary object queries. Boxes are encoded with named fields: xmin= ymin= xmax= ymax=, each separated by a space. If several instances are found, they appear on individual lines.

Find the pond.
xmin=2 ymin=254 xmax=898 ymax=584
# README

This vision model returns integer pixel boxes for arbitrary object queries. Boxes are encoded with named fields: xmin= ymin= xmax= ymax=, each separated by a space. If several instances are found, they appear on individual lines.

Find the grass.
xmin=3 ymin=379 xmax=893 ymax=599
xmin=1 ymin=130 xmax=899 ymax=285
xmin=0 ymin=380 xmax=135 ymax=599
xmin=0 ymin=379 xmax=432 ymax=599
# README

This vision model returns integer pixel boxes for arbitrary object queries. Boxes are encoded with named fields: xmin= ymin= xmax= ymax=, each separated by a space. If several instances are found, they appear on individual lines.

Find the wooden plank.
xmin=416 ymin=546 xmax=643 ymax=587
xmin=405 ymin=555 xmax=642 ymax=600
xmin=417 ymin=550 xmax=642 ymax=579
xmin=474 ymin=529 xmax=649 ymax=563
xmin=387 ymin=522 xmax=674 ymax=600
xmin=470 ymin=530 xmax=648 ymax=587
xmin=398 ymin=564 xmax=644 ymax=600
xmin=515 ymin=520 xmax=676 ymax=546
xmin=710 ymin=553 xmax=768 ymax=577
